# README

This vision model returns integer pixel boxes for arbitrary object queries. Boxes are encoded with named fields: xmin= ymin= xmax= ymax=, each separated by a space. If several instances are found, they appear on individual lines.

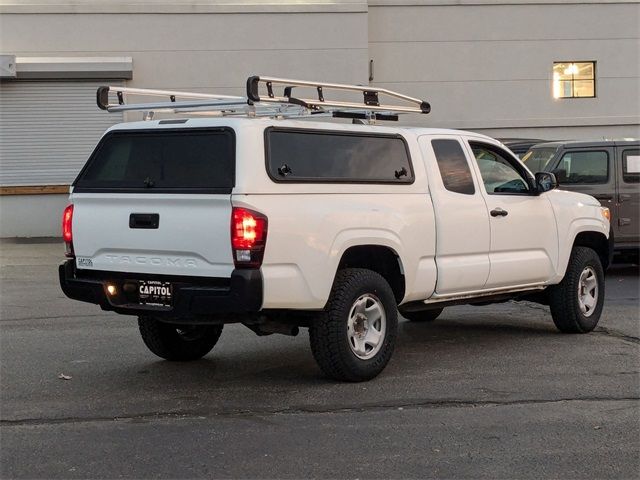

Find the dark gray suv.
xmin=522 ymin=139 xmax=639 ymax=260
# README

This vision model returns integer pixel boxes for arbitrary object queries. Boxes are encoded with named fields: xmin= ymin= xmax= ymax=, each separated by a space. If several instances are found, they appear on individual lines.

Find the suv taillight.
xmin=231 ymin=207 xmax=267 ymax=268
xmin=62 ymin=204 xmax=74 ymax=258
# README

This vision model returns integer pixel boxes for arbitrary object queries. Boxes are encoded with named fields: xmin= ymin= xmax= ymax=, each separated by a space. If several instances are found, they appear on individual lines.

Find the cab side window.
xmin=558 ymin=150 xmax=608 ymax=184
xmin=470 ymin=143 xmax=530 ymax=194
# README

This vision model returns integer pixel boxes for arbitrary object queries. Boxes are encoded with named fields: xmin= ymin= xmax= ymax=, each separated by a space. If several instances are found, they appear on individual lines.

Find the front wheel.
xmin=548 ymin=246 xmax=605 ymax=333
xmin=138 ymin=316 xmax=223 ymax=361
xmin=309 ymin=268 xmax=398 ymax=382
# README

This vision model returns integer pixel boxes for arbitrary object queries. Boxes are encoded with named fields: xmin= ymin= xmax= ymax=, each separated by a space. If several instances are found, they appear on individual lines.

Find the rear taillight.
xmin=231 ymin=207 xmax=267 ymax=268
xmin=62 ymin=204 xmax=74 ymax=258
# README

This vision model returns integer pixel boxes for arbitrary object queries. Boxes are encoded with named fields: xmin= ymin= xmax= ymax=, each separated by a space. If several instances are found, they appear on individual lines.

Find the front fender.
xmin=551 ymin=217 xmax=610 ymax=283
xmin=546 ymin=190 xmax=610 ymax=283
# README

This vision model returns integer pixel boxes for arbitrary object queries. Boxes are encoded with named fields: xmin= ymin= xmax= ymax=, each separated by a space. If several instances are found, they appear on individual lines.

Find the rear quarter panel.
xmin=235 ymin=192 xmax=437 ymax=309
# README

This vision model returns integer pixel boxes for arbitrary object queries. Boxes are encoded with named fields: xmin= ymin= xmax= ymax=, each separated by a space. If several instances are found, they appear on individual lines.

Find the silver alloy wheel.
xmin=347 ymin=294 xmax=387 ymax=360
xmin=578 ymin=266 xmax=598 ymax=317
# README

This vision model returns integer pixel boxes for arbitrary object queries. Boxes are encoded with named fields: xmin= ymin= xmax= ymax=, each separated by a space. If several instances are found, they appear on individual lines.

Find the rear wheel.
xmin=138 ymin=316 xmax=223 ymax=361
xmin=548 ymin=246 xmax=605 ymax=333
xmin=309 ymin=268 xmax=398 ymax=382
xmin=402 ymin=307 xmax=444 ymax=322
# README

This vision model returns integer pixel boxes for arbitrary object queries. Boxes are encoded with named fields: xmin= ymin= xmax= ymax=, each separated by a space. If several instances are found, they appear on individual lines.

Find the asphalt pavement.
xmin=1 ymin=241 xmax=638 ymax=479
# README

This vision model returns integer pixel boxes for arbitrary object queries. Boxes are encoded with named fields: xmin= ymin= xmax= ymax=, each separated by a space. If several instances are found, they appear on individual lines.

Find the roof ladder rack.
xmin=246 ymin=75 xmax=430 ymax=116
xmin=96 ymin=75 xmax=431 ymax=122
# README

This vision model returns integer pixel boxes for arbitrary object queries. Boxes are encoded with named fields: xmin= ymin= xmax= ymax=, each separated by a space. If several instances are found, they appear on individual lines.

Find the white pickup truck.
xmin=59 ymin=77 xmax=612 ymax=381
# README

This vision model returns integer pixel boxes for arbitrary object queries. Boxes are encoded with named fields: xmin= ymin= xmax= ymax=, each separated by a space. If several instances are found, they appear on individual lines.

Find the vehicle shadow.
xmin=118 ymin=312 xmax=563 ymax=388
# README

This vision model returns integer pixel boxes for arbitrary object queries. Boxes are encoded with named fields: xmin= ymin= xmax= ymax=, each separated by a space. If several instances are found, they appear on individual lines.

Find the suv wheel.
xmin=138 ymin=316 xmax=223 ymax=361
xmin=402 ymin=307 xmax=444 ymax=322
xmin=548 ymin=246 xmax=605 ymax=333
xmin=309 ymin=268 xmax=398 ymax=382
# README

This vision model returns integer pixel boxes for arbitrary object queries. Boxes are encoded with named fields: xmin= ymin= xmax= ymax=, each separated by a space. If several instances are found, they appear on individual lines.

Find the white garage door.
xmin=0 ymin=81 xmax=123 ymax=186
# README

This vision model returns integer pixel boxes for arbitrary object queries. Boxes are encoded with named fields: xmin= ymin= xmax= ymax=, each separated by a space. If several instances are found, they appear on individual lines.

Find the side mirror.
xmin=551 ymin=168 xmax=567 ymax=183
xmin=535 ymin=171 xmax=558 ymax=193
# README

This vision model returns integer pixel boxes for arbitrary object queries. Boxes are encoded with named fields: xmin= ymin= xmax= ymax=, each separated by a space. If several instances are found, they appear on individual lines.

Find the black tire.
xmin=548 ymin=246 xmax=605 ymax=333
xmin=402 ymin=307 xmax=444 ymax=322
xmin=138 ymin=316 xmax=223 ymax=361
xmin=309 ymin=268 xmax=398 ymax=382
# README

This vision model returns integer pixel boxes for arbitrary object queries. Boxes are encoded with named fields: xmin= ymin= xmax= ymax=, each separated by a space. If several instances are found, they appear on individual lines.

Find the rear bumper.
xmin=58 ymin=260 xmax=263 ymax=320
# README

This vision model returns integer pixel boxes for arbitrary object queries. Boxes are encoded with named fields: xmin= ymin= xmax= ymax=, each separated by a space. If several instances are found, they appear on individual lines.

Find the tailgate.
xmin=70 ymin=126 xmax=236 ymax=278
xmin=71 ymin=193 xmax=234 ymax=277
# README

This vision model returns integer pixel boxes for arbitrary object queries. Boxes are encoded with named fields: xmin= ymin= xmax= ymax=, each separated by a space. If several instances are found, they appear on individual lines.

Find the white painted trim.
xmin=0 ymin=1 xmax=368 ymax=14
xmin=11 ymin=56 xmax=133 ymax=79
xmin=369 ymin=0 xmax=639 ymax=5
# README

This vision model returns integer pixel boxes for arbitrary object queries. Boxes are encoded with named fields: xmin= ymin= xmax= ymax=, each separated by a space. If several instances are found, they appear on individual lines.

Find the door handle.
xmin=490 ymin=208 xmax=509 ymax=217
xmin=619 ymin=194 xmax=632 ymax=203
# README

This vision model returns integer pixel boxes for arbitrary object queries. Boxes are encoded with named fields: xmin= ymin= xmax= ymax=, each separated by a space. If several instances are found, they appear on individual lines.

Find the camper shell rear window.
xmin=265 ymin=128 xmax=414 ymax=184
xmin=73 ymin=128 xmax=235 ymax=193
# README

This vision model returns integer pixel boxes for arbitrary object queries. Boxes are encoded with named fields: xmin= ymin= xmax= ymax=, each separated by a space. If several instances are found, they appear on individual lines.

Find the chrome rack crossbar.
xmin=246 ymin=75 xmax=431 ymax=115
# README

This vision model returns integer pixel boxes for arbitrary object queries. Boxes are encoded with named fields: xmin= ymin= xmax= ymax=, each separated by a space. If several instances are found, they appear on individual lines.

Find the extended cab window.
xmin=431 ymin=139 xmax=475 ymax=195
xmin=558 ymin=150 xmax=608 ymax=184
xmin=266 ymin=129 xmax=413 ymax=183
xmin=471 ymin=143 xmax=530 ymax=194
xmin=74 ymin=128 xmax=235 ymax=193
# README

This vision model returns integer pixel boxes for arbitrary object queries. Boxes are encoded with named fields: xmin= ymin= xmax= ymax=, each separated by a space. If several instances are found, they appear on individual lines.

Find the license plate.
xmin=138 ymin=280 xmax=172 ymax=307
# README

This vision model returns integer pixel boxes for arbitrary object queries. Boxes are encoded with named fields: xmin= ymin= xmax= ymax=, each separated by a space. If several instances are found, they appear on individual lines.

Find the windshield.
xmin=521 ymin=147 xmax=558 ymax=172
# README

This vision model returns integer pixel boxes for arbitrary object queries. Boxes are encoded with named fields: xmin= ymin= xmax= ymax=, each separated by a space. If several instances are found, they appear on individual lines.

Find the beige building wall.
xmin=0 ymin=0 xmax=638 ymax=236
xmin=369 ymin=0 xmax=640 ymax=139
xmin=0 ymin=1 xmax=370 ymax=115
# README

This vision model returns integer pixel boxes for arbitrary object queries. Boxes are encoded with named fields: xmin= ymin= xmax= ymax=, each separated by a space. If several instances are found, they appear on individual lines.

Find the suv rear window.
xmin=74 ymin=128 xmax=235 ymax=193
xmin=265 ymin=128 xmax=413 ymax=183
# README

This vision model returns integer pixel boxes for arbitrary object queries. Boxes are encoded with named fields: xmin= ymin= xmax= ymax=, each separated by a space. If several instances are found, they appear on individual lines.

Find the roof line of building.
xmin=0 ymin=1 xmax=369 ymax=15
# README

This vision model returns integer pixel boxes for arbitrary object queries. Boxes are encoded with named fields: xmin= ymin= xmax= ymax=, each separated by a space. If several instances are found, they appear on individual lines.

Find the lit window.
xmin=553 ymin=62 xmax=596 ymax=99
